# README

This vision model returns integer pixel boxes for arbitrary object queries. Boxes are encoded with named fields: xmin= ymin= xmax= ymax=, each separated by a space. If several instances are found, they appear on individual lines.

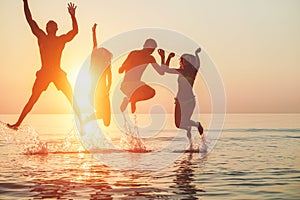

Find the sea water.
xmin=0 ymin=114 xmax=299 ymax=199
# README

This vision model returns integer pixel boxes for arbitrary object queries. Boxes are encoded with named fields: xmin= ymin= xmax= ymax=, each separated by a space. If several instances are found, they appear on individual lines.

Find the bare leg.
xmin=101 ymin=96 xmax=111 ymax=126
xmin=8 ymin=90 xmax=43 ymax=129
xmin=120 ymin=97 xmax=129 ymax=112
xmin=177 ymin=97 xmax=204 ymax=136
xmin=58 ymin=79 xmax=82 ymax=123
xmin=197 ymin=122 xmax=204 ymax=136
xmin=186 ymin=128 xmax=193 ymax=149
xmin=130 ymin=85 xmax=155 ymax=113
xmin=174 ymin=98 xmax=181 ymax=128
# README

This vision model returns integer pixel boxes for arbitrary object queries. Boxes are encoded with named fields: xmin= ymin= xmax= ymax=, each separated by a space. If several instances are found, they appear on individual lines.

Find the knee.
xmin=149 ymin=88 xmax=155 ymax=98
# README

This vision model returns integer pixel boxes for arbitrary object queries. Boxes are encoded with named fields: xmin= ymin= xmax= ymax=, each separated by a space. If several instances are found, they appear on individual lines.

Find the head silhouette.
xmin=180 ymin=54 xmax=197 ymax=69
xmin=91 ymin=47 xmax=113 ymax=68
xmin=46 ymin=20 xmax=58 ymax=35
xmin=143 ymin=38 xmax=157 ymax=53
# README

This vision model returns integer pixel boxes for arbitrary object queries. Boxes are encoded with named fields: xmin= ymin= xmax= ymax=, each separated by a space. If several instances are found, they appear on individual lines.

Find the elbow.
xmin=74 ymin=27 xmax=79 ymax=35
xmin=72 ymin=20 xmax=79 ymax=35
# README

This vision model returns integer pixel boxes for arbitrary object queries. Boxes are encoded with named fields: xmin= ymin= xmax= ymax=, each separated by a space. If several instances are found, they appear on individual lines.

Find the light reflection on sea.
xmin=0 ymin=114 xmax=299 ymax=199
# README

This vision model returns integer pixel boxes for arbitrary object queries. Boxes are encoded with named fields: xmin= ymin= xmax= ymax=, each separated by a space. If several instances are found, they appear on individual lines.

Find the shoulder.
xmin=148 ymin=55 xmax=155 ymax=62
xmin=36 ymin=31 xmax=47 ymax=39
xmin=58 ymin=34 xmax=67 ymax=40
xmin=128 ymin=50 xmax=139 ymax=57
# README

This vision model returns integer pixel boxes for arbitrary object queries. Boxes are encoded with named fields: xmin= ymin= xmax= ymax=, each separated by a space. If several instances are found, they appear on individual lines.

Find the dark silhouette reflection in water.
xmin=1 ymin=140 xmax=208 ymax=199
xmin=27 ymin=162 xmax=113 ymax=199
xmin=171 ymin=152 xmax=206 ymax=199
xmin=20 ymin=154 xmax=166 ymax=199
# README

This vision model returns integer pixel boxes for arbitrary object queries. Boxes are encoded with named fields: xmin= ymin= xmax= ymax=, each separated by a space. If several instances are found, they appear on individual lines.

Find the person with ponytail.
xmin=158 ymin=48 xmax=204 ymax=147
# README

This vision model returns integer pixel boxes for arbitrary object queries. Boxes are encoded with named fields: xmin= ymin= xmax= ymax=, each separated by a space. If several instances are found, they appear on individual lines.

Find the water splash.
xmin=190 ymin=133 xmax=210 ymax=156
xmin=120 ymin=114 xmax=149 ymax=153
xmin=199 ymin=135 xmax=208 ymax=153
xmin=80 ymin=120 xmax=114 ymax=151
xmin=0 ymin=121 xmax=83 ymax=155
xmin=47 ymin=126 xmax=85 ymax=154
xmin=0 ymin=121 xmax=48 ymax=155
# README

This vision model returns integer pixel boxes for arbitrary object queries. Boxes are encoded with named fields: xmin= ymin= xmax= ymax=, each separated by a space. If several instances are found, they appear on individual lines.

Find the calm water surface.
xmin=0 ymin=114 xmax=299 ymax=199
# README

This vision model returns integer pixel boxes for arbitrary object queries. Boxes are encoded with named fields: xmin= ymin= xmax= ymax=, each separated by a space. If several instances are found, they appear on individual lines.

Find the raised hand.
xmin=68 ymin=2 xmax=77 ymax=16
xmin=92 ymin=23 xmax=98 ymax=49
xmin=195 ymin=47 xmax=201 ymax=68
xmin=158 ymin=49 xmax=165 ymax=58
xmin=167 ymin=52 xmax=175 ymax=59
xmin=158 ymin=49 xmax=165 ymax=65
xmin=195 ymin=47 xmax=201 ymax=54
xmin=166 ymin=52 xmax=175 ymax=66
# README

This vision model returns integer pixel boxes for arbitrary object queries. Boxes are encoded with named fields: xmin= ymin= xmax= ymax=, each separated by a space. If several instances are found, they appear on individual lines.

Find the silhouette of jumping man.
xmin=86 ymin=23 xmax=112 ymax=126
xmin=119 ymin=39 xmax=164 ymax=113
xmin=158 ymin=48 xmax=204 ymax=146
xmin=8 ymin=0 xmax=80 ymax=130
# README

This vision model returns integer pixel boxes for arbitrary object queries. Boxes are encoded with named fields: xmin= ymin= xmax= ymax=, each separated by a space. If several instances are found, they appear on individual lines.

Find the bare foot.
xmin=197 ymin=122 xmax=204 ymax=136
xmin=7 ymin=123 xmax=19 ymax=131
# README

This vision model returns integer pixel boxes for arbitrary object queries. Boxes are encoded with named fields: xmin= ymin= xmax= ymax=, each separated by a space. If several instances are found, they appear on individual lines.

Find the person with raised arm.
xmin=119 ymin=38 xmax=164 ymax=113
xmin=86 ymin=23 xmax=112 ymax=126
xmin=158 ymin=48 xmax=204 ymax=147
xmin=8 ymin=0 xmax=81 ymax=130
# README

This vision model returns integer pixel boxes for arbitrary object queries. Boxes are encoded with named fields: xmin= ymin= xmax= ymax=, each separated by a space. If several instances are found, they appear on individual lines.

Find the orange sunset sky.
xmin=0 ymin=0 xmax=299 ymax=114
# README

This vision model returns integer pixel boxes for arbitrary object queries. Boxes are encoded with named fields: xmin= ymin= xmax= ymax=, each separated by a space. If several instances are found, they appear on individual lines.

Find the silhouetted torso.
xmin=176 ymin=66 xmax=198 ymax=101
xmin=38 ymin=34 xmax=67 ymax=71
xmin=121 ymin=50 xmax=155 ymax=82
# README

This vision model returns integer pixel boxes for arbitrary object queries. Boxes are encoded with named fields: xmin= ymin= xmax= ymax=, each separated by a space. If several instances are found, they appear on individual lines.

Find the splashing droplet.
xmin=120 ymin=114 xmax=149 ymax=153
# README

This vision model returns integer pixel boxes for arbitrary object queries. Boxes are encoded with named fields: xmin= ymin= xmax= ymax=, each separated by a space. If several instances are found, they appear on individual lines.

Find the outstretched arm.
xmin=23 ymin=0 xmax=44 ymax=37
xmin=92 ymin=23 xmax=97 ymax=50
xmin=151 ymin=62 xmax=165 ymax=75
xmin=61 ymin=2 xmax=78 ymax=42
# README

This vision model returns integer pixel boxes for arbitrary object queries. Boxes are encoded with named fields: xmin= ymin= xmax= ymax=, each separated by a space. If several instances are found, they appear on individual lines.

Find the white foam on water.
xmin=0 ymin=121 xmax=83 ymax=155
xmin=191 ymin=132 xmax=211 ymax=157
xmin=0 ymin=121 xmax=48 ymax=155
